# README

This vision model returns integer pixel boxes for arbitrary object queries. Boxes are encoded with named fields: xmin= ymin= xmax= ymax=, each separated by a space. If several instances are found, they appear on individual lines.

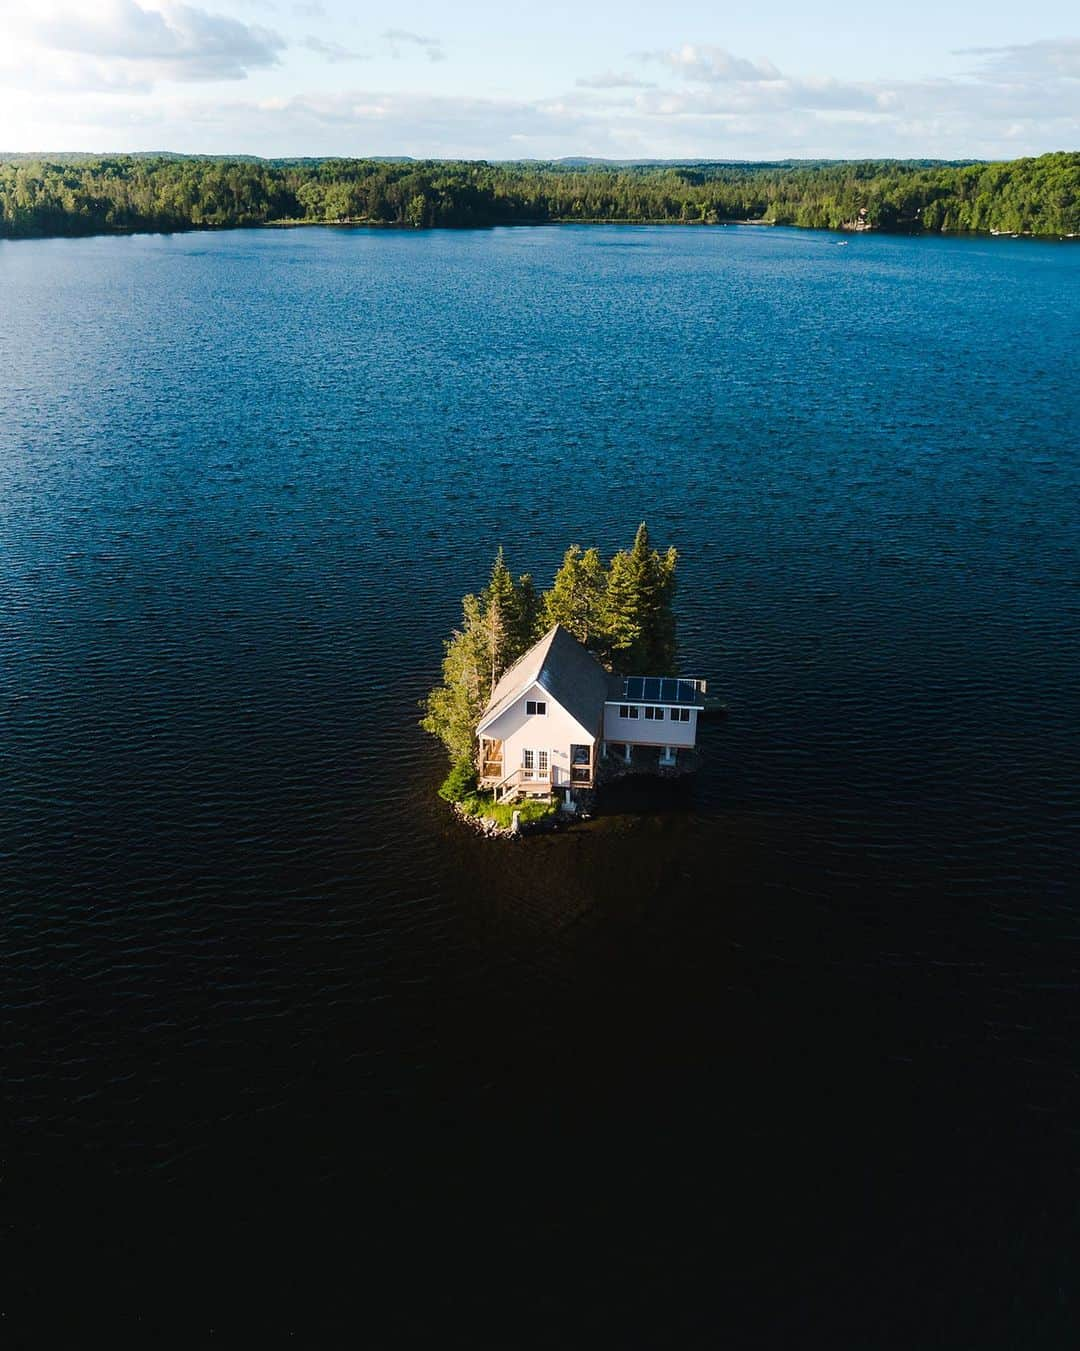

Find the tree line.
xmin=422 ymin=523 xmax=677 ymax=778
xmin=1 ymin=152 xmax=1077 ymax=239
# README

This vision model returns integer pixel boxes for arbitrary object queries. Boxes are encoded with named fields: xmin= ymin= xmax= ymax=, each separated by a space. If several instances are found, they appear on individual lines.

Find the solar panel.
xmin=622 ymin=676 xmax=701 ymax=705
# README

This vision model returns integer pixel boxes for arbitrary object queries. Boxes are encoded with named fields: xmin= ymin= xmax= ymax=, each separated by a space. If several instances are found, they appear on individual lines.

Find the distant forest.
xmin=1 ymin=152 xmax=1077 ymax=240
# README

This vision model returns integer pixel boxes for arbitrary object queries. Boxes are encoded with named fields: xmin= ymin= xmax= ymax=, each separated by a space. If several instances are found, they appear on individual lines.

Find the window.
xmin=618 ymin=704 xmax=639 ymax=719
xmin=526 ymin=700 xmax=547 ymax=716
xmin=644 ymin=706 xmax=664 ymax=720
xmin=671 ymin=707 xmax=691 ymax=723
xmin=522 ymin=749 xmax=535 ymax=770
xmin=538 ymin=751 xmax=549 ymax=774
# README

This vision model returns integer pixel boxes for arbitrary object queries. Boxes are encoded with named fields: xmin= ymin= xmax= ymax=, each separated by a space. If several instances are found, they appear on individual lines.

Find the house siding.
xmin=480 ymin=682 xmax=597 ymax=788
xmin=602 ymin=703 xmax=698 ymax=749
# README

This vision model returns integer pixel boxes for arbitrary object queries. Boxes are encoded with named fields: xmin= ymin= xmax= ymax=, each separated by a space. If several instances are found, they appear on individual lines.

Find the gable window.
xmin=618 ymin=705 xmax=639 ymax=719
xmin=671 ymin=708 xmax=691 ymax=723
xmin=644 ymin=706 xmax=664 ymax=720
xmin=526 ymin=700 xmax=547 ymax=716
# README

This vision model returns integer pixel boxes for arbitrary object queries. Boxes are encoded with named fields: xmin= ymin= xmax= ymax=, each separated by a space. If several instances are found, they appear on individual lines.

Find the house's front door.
xmin=522 ymin=748 xmax=549 ymax=782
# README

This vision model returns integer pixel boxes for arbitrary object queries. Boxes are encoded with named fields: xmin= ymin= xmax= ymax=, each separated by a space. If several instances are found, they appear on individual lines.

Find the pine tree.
xmin=481 ymin=548 xmax=516 ymax=694
xmin=541 ymin=545 xmax=606 ymax=647
xmin=421 ymin=551 xmax=538 ymax=764
xmin=512 ymin=572 xmax=540 ymax=648
xmin=599 ymin=547 xmax=643 ymax=671
xmin=599 ymin=523 xmax=678 ymax=674
xmin=420 ymin=592 xmax=490 ymax=763
xmin=578 ymin=549 xmax=606 ymax=645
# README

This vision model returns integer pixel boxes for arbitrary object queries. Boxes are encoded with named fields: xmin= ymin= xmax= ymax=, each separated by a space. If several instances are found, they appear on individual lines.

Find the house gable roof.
xmin=478 ymin=624 xmax=610 ymax=735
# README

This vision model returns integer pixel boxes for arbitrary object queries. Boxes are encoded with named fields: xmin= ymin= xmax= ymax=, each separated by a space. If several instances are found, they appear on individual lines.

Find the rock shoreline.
xmin=450 ymin=802 xmax=572 ymax=840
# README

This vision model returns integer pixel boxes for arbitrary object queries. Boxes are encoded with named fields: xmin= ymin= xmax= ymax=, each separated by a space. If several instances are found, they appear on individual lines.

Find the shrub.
xmin=438 ymin=756 xmax=477 ymax=803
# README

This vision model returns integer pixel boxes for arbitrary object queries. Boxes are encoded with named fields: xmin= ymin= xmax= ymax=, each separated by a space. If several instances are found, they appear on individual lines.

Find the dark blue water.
xmin=2 ymin=225 xmax=1078 ymax=1340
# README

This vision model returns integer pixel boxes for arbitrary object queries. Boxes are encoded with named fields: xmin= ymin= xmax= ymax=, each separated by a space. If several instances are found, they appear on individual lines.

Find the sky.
xmin=0 ymin=0 xmax=1077 ymax=160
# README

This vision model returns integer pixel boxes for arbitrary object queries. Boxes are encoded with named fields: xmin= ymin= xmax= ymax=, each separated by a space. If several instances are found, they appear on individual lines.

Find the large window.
xmin=522 ymin=749 xmax=535 ymax=770
xmin=618 ymin=705 xmax=639 ymax=719
xmin=526 ymin=700 xmax=547 ymax=716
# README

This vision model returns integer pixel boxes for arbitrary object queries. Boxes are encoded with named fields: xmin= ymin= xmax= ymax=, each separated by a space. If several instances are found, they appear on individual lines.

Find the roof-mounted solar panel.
xmin=624 ymin=677 xmax=644 ymax=700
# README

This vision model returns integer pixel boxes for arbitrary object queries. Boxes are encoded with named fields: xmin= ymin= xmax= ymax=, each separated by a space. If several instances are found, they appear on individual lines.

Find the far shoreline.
xmin=4 ymin=218 xmax=1078 ymax=245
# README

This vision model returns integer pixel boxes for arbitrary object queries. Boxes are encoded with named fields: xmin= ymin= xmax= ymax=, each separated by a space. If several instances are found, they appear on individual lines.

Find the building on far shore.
xmin=477 ymin=624 xmax=705 ymax=804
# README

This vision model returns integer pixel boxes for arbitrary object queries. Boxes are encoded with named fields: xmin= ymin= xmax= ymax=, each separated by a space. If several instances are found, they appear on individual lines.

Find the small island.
xmin=422 ymin=524 xmax=708 ymax=835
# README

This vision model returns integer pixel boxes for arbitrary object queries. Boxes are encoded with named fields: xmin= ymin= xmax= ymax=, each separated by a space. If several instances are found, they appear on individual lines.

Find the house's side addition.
xmin=475 ymin=624 xmax=705 ymax=803
xmin=602 ymin=676 xmax=705 ymax=770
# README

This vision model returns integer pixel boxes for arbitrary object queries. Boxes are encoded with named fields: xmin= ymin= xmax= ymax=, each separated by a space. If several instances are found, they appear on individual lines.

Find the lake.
xmin=2 ymin=224 xmax=1078 ymax=1340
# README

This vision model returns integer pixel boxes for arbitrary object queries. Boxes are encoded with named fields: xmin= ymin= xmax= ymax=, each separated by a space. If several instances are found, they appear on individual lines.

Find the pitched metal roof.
xmin=478 ymin=624 xmax=610 ymax=734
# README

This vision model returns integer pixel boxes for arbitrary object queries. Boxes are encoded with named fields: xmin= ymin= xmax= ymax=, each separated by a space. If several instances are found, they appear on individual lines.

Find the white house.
xmin=477 ymin=624 xmax=704 ymax=801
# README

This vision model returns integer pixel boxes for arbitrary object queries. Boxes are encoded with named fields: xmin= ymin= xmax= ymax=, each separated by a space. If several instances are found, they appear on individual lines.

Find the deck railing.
xmin=493 ymin=766 xmax=555 ymax=802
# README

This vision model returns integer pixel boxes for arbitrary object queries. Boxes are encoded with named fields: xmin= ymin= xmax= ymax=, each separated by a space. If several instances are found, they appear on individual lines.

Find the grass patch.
xmin=457 ymin=792 xmax=557 ymax=829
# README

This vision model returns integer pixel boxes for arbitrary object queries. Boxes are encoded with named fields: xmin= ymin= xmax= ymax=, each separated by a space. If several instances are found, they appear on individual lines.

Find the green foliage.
xmin=456 ymin=793 xmax=557 ymax=829
xmin=2 ymin=152 xmax=1077 ymax=240
xmin=541 ymin=545 xmax=606 ymax=646
xmin=600 ymin=523 xmax=678 ymax=674
xmin=438 ymin=756 xmax=477 ymax=803
xmin=420 ymin=591 xmax=491 ymax=764
xmin=420 ymin=551 xmax=538 ymax=763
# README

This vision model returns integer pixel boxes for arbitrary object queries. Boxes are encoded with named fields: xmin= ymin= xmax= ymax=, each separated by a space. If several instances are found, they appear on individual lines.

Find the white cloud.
xmin=576 ymin=72 xmax=657 ymax=91
xmin=303 ymin=35 xmax=368 ymax=63
xmin=650 ymin=44 xmax=781 ymax=84
xmin=1 ymin=21 xmax=1077 ymax=160
xmin=381 ymin=28 xmax=445 ymax=63
xmin=14 ymin=0 xmax=285 ymax=83
xmin=957 ymin=38 xmax=1080 ymax=81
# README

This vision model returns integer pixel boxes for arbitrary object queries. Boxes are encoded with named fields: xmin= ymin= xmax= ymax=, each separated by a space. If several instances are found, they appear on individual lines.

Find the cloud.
xmin=292 ymin=1 xmax=325 ymax=15
xmin=956 ymin=38 xmax=1080 ymax=81
xmin=649 ymin=44 xmax=781 ymax=84
xmin=19 ymin=1 xmax=285 ymax=82
xmin=2 ymin=24 xmax=1077 ymax=161
xmin=576 ymin=72 xmax=657 ymax=90
xmin=381 ymin=28 xmax=445 ymax=63
xmin=303 ymin=35 xmax=368 ymax=64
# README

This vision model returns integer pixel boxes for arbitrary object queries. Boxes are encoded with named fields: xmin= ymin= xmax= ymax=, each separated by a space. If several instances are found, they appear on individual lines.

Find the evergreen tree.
xmin=599 ymin=523 xmax=678 ymax=674
xmin=540 ymin=545 xmax=607 ymax=647
xmin=513 ymin=572 xmax=540 ymax=647
xmin=598 ymin=548 xmax=642 ymax=670
xmin=420 ymin=591 xmax=490 ymax=763
xmin=422 ymin=551 xmax=538 ymax=764
xmin=480 ymin=548 xmax=517 ymax=693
